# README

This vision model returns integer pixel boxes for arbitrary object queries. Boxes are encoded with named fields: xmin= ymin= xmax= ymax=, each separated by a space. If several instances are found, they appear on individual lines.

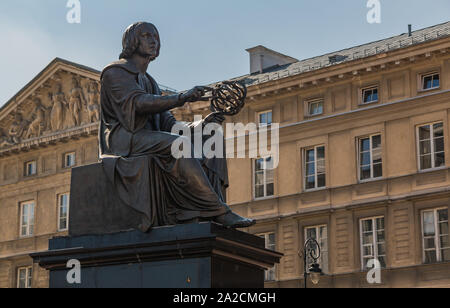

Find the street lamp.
xmin=302 ymin=238 xmax=322 ymax=288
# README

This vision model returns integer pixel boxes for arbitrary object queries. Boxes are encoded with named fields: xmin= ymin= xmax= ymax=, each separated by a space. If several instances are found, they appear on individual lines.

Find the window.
xmin=64 ymin=152 xmax=76 ymax=168
xmin=17 ymin=266 xmax=32 ymax=288
xmin=58 ymin=194 xmax=70 ymax=231
xmin=305 ymin=225 xmax=328 ymax=274
xmin=359 ymin=135 xmax=382 ymax=181
xmin=362 ymin=86 xmax=379 ymax=104
xmin=24 ymin=161 xmax=37 ymax=177
xmin=307 ymin=99 xmax=324 ymax=116
xmin=258 ymin=232 xmax=276 ymax=281
xmin=422 ymin=208 xmax=449 ymax=264
xmin=258 ymin=110 xmax=272 ymax=127
xmin=304 ymin=146 xmax=326 ymax=190
xmin=254 ymin=157 xmax=274 ymax=199
xmin=360 ymin=216 xmax=386 ymax=270
xmin=20 ymin=201 xmax=35 ymax=237
xmin=421 ymin=72 xmax=440 ymax=91
xmin=417 ymin=122 xmax=445 ymax=171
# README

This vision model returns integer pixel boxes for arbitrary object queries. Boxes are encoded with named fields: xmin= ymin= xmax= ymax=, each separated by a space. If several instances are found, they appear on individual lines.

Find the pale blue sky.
xmin=0 ymin=0 xmax=449 ymax=105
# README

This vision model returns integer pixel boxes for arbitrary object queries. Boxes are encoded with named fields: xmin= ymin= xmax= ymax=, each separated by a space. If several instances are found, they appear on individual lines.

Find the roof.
xmin=238 ymin=21 xmax=450 ymax=87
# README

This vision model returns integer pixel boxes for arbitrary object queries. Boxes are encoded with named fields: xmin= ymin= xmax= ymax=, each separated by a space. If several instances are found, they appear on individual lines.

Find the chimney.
xmin=246 ymin=45 xmax=298 ymax=74
xmin=408 ymin=24 xmax=412 ymax=37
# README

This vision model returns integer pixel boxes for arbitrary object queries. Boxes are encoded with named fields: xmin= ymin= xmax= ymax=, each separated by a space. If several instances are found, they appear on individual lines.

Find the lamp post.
xmin=302 ymin=238 xmax=322 ymax=288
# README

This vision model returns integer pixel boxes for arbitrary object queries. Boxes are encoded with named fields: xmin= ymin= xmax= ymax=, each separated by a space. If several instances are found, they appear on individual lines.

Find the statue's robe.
xmin=100 ymin=59 xmax=229 ymax=231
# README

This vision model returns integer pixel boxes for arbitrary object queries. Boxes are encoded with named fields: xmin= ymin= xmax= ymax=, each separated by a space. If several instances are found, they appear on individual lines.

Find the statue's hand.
xmin=179 ymin=86 xmax=209 ymax=104
xmin=204 ymin=112 xmax=225 ymax=125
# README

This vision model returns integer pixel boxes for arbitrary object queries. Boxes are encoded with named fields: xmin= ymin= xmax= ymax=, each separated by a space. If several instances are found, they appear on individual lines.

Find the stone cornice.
xmin=0 ymin=122 xmax=98 ymax=157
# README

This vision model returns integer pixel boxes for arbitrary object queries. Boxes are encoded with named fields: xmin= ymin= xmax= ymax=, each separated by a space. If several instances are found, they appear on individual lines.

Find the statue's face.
xmin=137 ymin=24 xmax=160 ymax=60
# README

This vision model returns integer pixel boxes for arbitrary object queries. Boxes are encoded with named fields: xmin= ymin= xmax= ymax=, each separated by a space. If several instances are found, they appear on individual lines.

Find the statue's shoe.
xmin=214 ymin=211 xmax=256 ymax=228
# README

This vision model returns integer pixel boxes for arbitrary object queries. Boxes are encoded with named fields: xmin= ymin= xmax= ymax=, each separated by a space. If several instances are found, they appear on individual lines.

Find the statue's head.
xmin=119 ymin=22 xmax=160 ymax=61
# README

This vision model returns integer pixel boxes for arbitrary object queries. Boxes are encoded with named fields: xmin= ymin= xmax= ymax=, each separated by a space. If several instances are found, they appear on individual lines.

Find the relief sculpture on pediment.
xmin=24 ymin=98 xmax=48 ymax=139
xmin=8 ymin=111 xmax=28 ymax=144
xmin=0 ymin=129 xmax=14 ymax=148
xmin=68 ymin=76 xmax=87 ymax=127
xmin=0 ymin=72 xmax=101 ymax=150
xmin=49 ymin=83 xmax=66 ymax=131
xmin=86 ymin=81 xmax=100 ymax=123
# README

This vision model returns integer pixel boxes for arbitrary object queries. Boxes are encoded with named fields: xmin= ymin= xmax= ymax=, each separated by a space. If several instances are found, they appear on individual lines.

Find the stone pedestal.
xmin=31 ymin=222 xmax=282 ymax=288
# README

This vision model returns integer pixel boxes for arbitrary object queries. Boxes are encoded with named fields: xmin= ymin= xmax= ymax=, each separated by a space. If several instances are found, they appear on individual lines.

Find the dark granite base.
xmin=31 ymin=222 xmax=282 ymax=288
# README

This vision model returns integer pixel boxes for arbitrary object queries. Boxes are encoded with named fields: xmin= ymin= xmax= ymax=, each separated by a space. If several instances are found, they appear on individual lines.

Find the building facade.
xmin=1 ymin=22 xmax=450 ymax=288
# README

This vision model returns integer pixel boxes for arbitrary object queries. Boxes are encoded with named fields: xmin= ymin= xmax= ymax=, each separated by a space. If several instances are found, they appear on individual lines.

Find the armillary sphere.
xmin=200 ymin=81 xmax=247 ymax=116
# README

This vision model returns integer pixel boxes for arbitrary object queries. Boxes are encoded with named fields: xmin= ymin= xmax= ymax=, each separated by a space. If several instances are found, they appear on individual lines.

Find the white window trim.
xmin=63 ymin=152 xmax=76 ymax=168
xmin=58 ymin=193 xmax=70 ymax=232
xmin=416 ymin=121 xmax=445 ymax=171
xmin=421 ymin=207 xmax=449 ymax=264
xmin=17 ymin=266 xmax=32 ymax=288
xmin=303 ymin=145 xmax=326 ymax=191
xmin=420 ymin=72 xmax=440 ymax=91
xmin=257 ymin=110 xmax=273 ymax=127
xmin=19 ymin=201 xmax=35 ymax=238
xmin=24 ymin=161 xmax=37 ymax=177
xmin=304 ymin=224 xmax=328 ymax=273
xmin=361 ymin=86 xmax=379 ymax=105
xmin=306 ymin=98 xmax=324 ymax=117
xmin=359 ymin=216 xmax=385 ymax=271
xmin=358 ymin=134 xmax=383 ymax=182
xmin=253 ymin=157 xmax=274 ymax=200
xmin=257 ymin=232 xmax=276 ymax=281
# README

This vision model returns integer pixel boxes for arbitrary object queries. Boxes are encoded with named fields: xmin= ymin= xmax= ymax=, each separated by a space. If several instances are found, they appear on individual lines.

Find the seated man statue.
xmin=100 ymin=22 xmax=255 ymax=232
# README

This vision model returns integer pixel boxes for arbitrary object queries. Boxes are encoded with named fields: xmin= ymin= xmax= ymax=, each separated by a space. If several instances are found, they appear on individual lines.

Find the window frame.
xmin=19 ymin=201 xmax=35 ymax=238
xmin=17 ymin=266 xmax=32 ymax=289
xmin=421 ymin=207 xmax=449 ymax=264
xmin=58 ymin=193 xmax=70 ymax=232
xmin=303 ymin=145 xmax=326 ymax=191
xmin=306 ymin=98 xmax=324 ymax=117
xmin=416 ymin=121 xmax=445 ymax=171
xmin=304 ymin=224 xmax=329 ymax=274
xmin=257 ymin=232 xmax=276 ymax=281
xmin=63 ymin=152 xmax=76 ymax=169
xmin=358 ymin=134 xmax=383 ymax=182
xmin=420 ymin=72 xmax=440 ymax=91
xmin=359 ymin=216 xmax=386 ymax=271
xmin=257 ymin=110 xmax=273 ymax=127
xmin=253 ymin=157 xmax=275 ymax=200
xmin=361 ymin=86 xmax=379 ymax=105
xmin=24 ymin=160 xmax=37 ymax=177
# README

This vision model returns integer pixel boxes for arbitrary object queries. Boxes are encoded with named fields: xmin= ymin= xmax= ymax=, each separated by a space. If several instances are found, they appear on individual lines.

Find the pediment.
xmin=0 ymin=58 xmax=101 ymax=153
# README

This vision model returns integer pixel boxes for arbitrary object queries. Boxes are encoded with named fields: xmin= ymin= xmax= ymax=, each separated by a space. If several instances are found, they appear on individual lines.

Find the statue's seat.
xmin=69 ymin=163 xmax=142 ymax=236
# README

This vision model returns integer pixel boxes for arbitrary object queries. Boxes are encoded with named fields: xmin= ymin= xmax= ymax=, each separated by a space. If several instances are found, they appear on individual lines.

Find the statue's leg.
xmin=129 ymin=130 xmax=229 ymax=223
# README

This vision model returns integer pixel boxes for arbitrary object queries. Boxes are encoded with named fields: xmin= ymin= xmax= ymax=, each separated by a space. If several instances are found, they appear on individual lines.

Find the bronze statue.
xmin=100 ymin=22 xmax=255 ymax=232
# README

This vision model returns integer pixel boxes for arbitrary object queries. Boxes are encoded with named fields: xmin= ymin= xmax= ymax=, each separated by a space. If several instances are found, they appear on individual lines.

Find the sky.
xmin=0 ymin=0 xmax=449 ymax=105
